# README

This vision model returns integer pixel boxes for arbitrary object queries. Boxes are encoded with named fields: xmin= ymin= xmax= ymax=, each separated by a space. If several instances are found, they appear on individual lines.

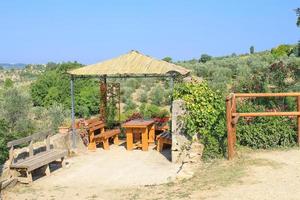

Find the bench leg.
xmin=113 ymin=136 xmax=119 ymax=145
xmin=9 ymin=169 xmax=17 ymax=180
xmin=88 ymin=142 xmax=97 ymax=151
xmin=103 ymin=139 xmax=110 ymax=150
xmin=157 ymin=139 xmax=164 ymax=152
xmin=45 ymin=164 xmax=51 ymax=176
xmin=61 ymin=157 xmax=66 ymax=168
xmin=26 ymin=171 xmax=33 ymax=183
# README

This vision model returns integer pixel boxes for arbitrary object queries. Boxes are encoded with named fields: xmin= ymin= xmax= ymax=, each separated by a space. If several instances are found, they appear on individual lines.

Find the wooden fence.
xmin=226 ymin=92 xmax=300 ymax=160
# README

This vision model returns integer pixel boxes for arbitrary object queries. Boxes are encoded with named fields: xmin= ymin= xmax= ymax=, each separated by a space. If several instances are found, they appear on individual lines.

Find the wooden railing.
xmin=226 ymin=93 xmax=300 ymax=160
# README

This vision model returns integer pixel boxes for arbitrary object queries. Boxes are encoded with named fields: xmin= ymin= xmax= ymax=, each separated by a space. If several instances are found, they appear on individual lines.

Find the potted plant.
xmin=152 ymin=109 xmax=170 ymax=131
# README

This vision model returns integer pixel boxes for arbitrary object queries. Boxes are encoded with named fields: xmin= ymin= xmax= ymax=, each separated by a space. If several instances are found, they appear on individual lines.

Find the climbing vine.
xmin=174 ymin=81 xmax=227 ymax=159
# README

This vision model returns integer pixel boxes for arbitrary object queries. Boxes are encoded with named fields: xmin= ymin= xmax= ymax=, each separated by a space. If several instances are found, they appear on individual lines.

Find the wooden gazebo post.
xmin=169 ymin=74 xmax=175 ymax=132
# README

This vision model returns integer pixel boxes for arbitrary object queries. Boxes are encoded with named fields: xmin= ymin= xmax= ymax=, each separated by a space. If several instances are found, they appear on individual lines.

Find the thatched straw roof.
xmin=68 ymin=50 xmax=190 ymax=77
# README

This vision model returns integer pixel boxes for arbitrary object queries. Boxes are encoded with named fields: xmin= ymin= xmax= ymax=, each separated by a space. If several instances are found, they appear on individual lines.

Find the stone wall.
xmin=171 ymin=99 xmax=204 ymax=179
xmin=171 ymin=99 xmax=190 ymax=163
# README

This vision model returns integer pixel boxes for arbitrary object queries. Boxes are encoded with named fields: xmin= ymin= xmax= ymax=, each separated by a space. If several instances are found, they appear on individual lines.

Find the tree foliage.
xmin=296 ymin=8 xmax=300 ymax=57
xmin=4 ymin=78 xmax=13 ymax=88
xmin=30 ymin=62 xmax=100 ymax=117
xmin=150 ymin=85 xmax=164 ymax=106
xmin=0 ymin=119 xmax=11 ymax=164
xmin=296 ymin=8 xmax=300 ymax=27
xmin=2 ymin=87 xmax=34 ymax=135
xmin=174 ymin=50 xmax=300 ymax=158
xmin=162 ymin=57 xmax=172 ymax=63
xmin=250 ymin=46 xmax=255 ymax=54
xmin=179 ymin=49 xmax=299 ymax=95
xmin=271 ymin=45 xmax=293 ymax=57
xmin=199 ymin=54 xmax=212 ymax=63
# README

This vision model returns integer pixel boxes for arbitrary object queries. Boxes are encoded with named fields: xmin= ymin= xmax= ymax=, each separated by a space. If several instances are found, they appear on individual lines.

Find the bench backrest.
xmin=88 ymin=120 xmax=105 ymax=132
xmin=7 ymin=130 xmax=52 ymax=165
xmin=76 ymin=118 xmax=105 ymax=130
xmin=7 ymin=131 xmax=51 ymax=148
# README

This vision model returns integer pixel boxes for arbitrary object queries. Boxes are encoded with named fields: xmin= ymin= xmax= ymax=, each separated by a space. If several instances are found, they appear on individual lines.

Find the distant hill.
xmin=0 ymin=63 xmax=27 ymax=69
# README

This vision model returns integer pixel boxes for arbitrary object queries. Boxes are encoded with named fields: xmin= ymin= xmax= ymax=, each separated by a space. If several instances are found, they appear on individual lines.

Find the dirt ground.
xmin=3 ymin=147 xmax=300 ymax=200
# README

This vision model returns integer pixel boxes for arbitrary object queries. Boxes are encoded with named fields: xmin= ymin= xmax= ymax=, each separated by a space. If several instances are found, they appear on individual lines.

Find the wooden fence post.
xmin=226 ymin=96 xmax=234 ymax=160
xmin=297 ymin=96 xmax=300 ymax=145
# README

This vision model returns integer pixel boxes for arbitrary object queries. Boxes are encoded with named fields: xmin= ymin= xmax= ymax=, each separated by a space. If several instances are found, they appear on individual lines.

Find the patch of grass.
xmin=194 ymin=159 xmax=246 ymax=187
xmin=244 ymin=158 xmax=284 ymax=169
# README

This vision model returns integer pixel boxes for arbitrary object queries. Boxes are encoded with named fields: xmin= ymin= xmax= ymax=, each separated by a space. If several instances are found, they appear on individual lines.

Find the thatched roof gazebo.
xmin=69 ymin=50 xmax=189 ymax=77
xmin=68 ymin=50 xmax=190 ymax=148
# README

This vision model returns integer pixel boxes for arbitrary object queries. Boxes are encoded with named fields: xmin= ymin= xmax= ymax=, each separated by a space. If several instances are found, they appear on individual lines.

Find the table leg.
xmin=148 ymin=124 xmax=155 ymax=143
xmin=126 ymin=128 xmax=133 ymax=151
xmin=142 ymin=128 xmax=149 ymax=151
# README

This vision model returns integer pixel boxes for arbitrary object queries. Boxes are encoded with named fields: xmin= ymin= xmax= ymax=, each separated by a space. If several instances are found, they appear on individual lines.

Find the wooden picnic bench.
xmin=7 ymin=131 xmax=68 ymax=184
xmin=82 ymin=118 xmax=121 ymax=151
xmin=156 ymin=131 xmax=172 ymax=152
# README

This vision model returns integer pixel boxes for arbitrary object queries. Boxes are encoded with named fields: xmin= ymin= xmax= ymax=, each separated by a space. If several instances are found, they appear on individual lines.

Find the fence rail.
xmin=226 ymin=93 xmax=300 ymax=160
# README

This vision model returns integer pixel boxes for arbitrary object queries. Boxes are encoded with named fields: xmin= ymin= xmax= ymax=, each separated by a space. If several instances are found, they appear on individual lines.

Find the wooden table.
xmin=122 ymin=119 xmax=155 ymax=151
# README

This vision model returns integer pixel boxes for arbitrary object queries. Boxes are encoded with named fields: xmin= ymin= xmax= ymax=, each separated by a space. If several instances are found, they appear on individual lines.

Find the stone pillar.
xmin=171 ymin=99 xmax=190 ymax=163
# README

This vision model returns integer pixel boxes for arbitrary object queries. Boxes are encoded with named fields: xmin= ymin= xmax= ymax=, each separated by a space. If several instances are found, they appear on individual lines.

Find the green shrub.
xmin=47 ymin=103 xmax=70 ymax=132
xmin=271 ymin=45 xmax=293 ymax=57
xmin=125 ymin=78 xmax=141 ymax=89
xmin=4 ymin=78 xmax=13 ymax=88
xmin=237 ymin=102 xmax=297 ymax=148
xmin=124 ymin=98 xmax=137 ymax=112
xmin=139 ymin=91 xmax=148 ymax=103
xmin=2 ymin=87 xmax=34 ymax=136
xmin=174 ymin=81 xmax=226 ymax=159
xmin=139 ymin=104 xmax=169 ymax=119
xmin=150 ymin=85 xmax=164 ymax=106
xmin=121 ymin=87 xmax=134 ymax=103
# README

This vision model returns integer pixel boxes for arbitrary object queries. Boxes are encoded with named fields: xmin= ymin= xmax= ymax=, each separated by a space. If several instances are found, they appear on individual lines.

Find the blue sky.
xmin=0 ymin=0 xmax=299 ymax=64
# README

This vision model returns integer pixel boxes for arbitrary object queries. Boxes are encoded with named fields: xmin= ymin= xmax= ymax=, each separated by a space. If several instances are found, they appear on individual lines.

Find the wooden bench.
xmin=7 ymin=131 xmax=68 ymax=184
xmin=83 ymin=118 xmax=121 ymax=151
xmin=156 ymin=131 xmax=172 ymax=152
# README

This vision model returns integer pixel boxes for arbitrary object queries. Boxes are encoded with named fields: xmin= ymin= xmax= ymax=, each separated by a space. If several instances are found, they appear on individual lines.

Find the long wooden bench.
xmin=156 ymin=131 xmax=172 ymax=152
xmin=7 ymin=131 xmax=68 ymax=184
xmin=82 ymin=118 xmax=121 ymax=151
